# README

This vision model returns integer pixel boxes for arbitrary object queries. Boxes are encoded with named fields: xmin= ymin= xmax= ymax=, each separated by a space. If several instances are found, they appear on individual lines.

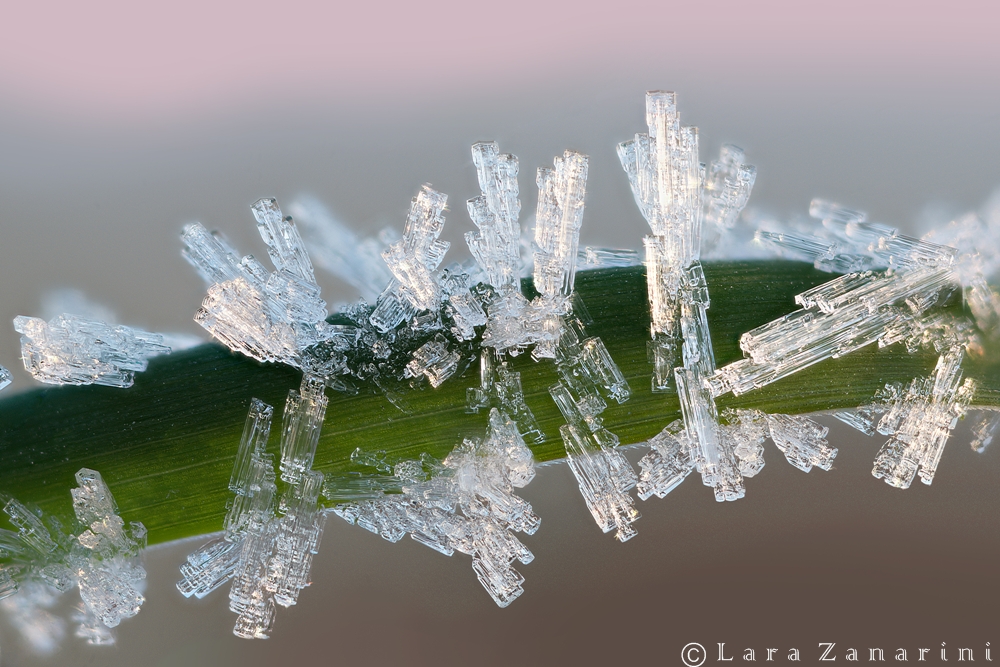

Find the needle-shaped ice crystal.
xmin=12 ymin=314 xmax=170 ymax=387
xmin=279 ymin=375 xmax=328 ymax=486
xmin=290 ymin=197 xmax=396 ymax=303
xmin=466 ymin=142 xmax=522 ymax=294
xmin=533 ymin=150 xmax=588 ymax=299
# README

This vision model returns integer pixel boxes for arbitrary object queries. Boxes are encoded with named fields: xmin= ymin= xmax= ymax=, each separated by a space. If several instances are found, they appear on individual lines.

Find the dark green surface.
xmin=0 ymin=261 xmax=997 ymax=545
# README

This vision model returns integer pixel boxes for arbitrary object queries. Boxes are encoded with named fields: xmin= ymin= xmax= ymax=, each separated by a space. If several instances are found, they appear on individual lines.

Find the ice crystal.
xmin=466 ymin=142 xmax=522 ymax=294
xmin=0 ymin=364 xmax=9 ymax=392
xmin=618 ymin=91 xmax=756 ymax=391
xmin=968 ymin=409 xmax=1000 ymax=453
xmin=709 ymin=262 xmax=963 ymax=398
xmin=833 ymin=347 xmax=976 ymax=488
xmin=178 ymin=390 xmax=327 ymax=639
xmin=183 ymin=198 xmax=333 ymax=369
xmin=560 ymin=423 xmax=639 ymax=541
xmin=12 ymin=314 xmax=169 ymax=387
xmin=290 ymin=196 xmax=396 ymax=303
xmin=0 ymin=469 xmax=147 ymax=648
xmin=333 ymin=408 xmax=538 ymax=607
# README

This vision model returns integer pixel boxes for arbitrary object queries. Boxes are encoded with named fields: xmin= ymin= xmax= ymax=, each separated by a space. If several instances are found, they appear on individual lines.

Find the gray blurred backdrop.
xmin=0 ymin=1 xmax=998 ymax=664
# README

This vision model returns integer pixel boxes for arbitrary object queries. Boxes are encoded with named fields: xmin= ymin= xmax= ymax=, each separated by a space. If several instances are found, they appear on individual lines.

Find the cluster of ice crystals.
xmin=968 ymin=409 xmax=1000 ymax=453
xmin=618 ymin=91 xmax=756 ymax=391
xmin=183 ymin=198 xmax=333 ymax=370
xmin=0 ymin=469 xmax=147 ymax=648
xmin=0 ymin=364 xmax=10 ymax=392
xmin=920 ymin=201 xmax=1000 ymax=338
xmin=178 ymin=388 xmax=327 ymax=639
xmin=617 ymin=92 xmax=746 ymax=501
xmin=467 ymin=146 xmax=590 ymax=360
xmin=833 ymin=346 xmax=976 ymax=489
xmin=333 ymin=408 xmax=538 ymax=607
xmin=545 ymin=315 xmax=637 ymax=537
xmin=12 ymin=314 xmax=169 ymax=387
xmin=381 ymin=186 xmax=450 ymax=311
xmin=636 ymin=409 xmax=836 ymax=501
xmin=404 ymin=333 xmax=461 ymax=388
xmin=750 ymin=199 xmax=961 ymax=291
xmin=709 ymin=243 xmax=965 ymax=398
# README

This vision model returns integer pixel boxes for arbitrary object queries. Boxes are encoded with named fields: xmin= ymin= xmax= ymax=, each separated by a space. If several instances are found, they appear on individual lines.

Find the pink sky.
xmin=2 ymin=0 xmax=998 ymax=122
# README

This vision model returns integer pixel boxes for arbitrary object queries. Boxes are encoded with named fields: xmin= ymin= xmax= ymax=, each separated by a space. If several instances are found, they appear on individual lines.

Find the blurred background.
xmin=0 ymin=0 xmax=998 ymax=664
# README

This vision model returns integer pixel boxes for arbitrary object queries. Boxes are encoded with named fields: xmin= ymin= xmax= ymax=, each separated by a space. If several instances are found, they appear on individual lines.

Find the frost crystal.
xmin=0 ymin=469 xmax=147 ymax=648
xmin=333 ymin=408 xmax=538 ymax=607
xmin=618 ymin=92 xmax=756 ymax=391
xmin=12 ymin=314 xmax=170 ymax=387
xmin=968 ymin=409 xmax=1000 ymax=453
xmin=709 ymin=261 xmax=963 ymax=398
xmin=833 ymin=347 xmax=975 ymax=488
xmin=178 ymin=390 xmax=327 ymax=639
xmin=0 ymin=364 xmax=12 ymax=392
xmin=466 ymin=142 xmax=522 ymax=294
xmin=533 ymin=150 xmax=589 ymax=299
xmin=380 ymin=186 xmax=450 ymax=313
xmin=560 ymin=423 xmax=639 ymax=541
xmin=182 ymin=198 xmax=333 ymax=369
xmin=290 ymin=197 xmax=396 ymax=303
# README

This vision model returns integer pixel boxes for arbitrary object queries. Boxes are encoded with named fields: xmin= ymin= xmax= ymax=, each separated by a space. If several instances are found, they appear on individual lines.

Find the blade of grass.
xmin=0 ymin=261 xmax=996 ymax=545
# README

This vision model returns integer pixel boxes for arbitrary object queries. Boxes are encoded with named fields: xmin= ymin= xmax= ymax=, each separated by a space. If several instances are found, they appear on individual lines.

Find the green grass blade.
xmin=0 ymin=261 xmax=996 ymax=545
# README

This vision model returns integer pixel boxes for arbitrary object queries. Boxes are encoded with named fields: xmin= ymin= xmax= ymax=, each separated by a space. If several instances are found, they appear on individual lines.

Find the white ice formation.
xmin=968 ymin=409 xmax=1000 ymax=453
xmin=0 ymin=469 xmax=147 ymax=647
xmin=177 ymin=388 xmax=327 ymax=639
xmin=12 ymin=314 xmax=170 ymax=387
xmin=333 ymin=407 xmax=538 ymax=607
xmin=458 ymin=142 xmax=638 ymax=535
xmin=726 ymin=193 xmax=991 ymax=488
xmin=618 ymin=91 xmax=756 ymax=392
xmin=714 ymin=198 xmax=973 ymax=400
xmin=182 ymin=198 xmax=334 ymax=371
xmin=636 ymin=409 xmax=836 ymax=501
xmin=0 ymin=364 xmax=10 ymax=392
xmin=618 ymin=91 xmax=774 ymax=503
xmin=831 ymin=346 xmax=977 ymax=488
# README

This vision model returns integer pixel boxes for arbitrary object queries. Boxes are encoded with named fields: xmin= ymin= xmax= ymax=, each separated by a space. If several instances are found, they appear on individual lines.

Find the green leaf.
xmin=0 ymin=261 xmax=996 ymax=545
